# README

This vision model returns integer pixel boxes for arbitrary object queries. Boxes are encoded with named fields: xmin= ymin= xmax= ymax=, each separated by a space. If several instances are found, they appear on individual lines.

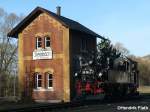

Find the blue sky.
xmin=0 ymin=0 xmax=150 ymax=56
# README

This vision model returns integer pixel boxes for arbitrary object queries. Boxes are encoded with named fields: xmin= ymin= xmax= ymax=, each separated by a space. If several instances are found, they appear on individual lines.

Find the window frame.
xmin=47 ymin=73 xmax=53 ymax=89
xmin=35 ymin=73 xmax=42 ymax=89
xmin=36 ymin=37 xmax=42 ymax=49
xmin=45 ymin=36 xmax=51 ymax=48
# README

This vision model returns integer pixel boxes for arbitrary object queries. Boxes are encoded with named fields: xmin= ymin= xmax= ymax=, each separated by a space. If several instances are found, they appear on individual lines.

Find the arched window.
xmin=45 ymin=36 xmax=51 ymax=48
xmin=36 ymin=37 xmax=42 ymax=49
xmin=34 ymin=73 xmax=42 ymax=89
xmin=47 ymin=73 xmax=53 ymax=89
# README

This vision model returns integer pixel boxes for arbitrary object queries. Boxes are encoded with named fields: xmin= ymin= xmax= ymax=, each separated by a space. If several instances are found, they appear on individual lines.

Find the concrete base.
xmin=35 ymin=100 xmax=62 ymax=103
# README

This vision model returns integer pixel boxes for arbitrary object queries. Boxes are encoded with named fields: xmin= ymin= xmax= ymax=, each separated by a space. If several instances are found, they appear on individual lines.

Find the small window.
xmin=35 ymin=73 xmax=42 ymax=89
xmin=81 ymin=39 xmax=87 ymax=51
xmin=36 ymin=37 xmax=42 ymax=49
xmin=45 ymin=37 xmax=50 ymax=48
xmin=47 ymin=73 xmax=53 ymax=88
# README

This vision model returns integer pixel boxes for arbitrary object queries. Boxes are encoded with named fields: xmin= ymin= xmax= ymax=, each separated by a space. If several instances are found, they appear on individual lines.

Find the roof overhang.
xmin=7 ymin=7 xmax=105 ymax=40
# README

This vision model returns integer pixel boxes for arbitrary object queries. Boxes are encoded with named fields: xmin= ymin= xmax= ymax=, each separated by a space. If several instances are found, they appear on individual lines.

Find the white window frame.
xmin=47 ymin=73 xmax=53 ymax=90
xmin=35 ymin=74 xmax=42 ymax=89
xmin=45 ymin=36 xmax=51 ymax=48
xmin=36 ymin=37 xmax=42 ymax=49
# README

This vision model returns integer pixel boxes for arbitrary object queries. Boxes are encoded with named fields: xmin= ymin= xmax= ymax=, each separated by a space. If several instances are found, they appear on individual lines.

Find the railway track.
xmin=0 ymin=95 xmax=142 ymax=112
xmin=1 ymin=102 xmax=84 ymax=112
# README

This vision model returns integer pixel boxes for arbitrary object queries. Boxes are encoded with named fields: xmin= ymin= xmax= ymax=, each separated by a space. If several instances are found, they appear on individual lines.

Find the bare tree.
xmin=0 ymin=8 xmax=24 ymax=97
xmin=114 ymin=42 xmax=129 ymax=56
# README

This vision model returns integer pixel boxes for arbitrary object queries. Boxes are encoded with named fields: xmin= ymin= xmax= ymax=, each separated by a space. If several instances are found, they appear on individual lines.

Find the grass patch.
xmin=138 ymin=86 xmax=150 ymax=93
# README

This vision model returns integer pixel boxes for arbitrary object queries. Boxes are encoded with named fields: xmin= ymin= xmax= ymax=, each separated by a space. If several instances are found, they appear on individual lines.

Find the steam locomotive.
xmin=73 ymin=54 xmax=139 ymax=100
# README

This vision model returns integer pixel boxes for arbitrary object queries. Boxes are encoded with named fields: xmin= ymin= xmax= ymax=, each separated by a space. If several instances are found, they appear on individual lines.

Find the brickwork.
xmin=17 ymin=11 xmax=97 ymax=102
xmin=21 ymin=13 xmax=65 ymax=101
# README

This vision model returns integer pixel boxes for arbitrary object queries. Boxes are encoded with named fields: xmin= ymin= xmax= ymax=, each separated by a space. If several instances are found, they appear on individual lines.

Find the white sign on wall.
xmin=33 ymin=50 xmax=52 ymax=60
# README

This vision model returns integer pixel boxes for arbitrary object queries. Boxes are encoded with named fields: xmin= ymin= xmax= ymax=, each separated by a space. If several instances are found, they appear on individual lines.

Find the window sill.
xmin=45 ymin=47 xmax=51 ymax=50
xmin=36 ymin=48 xmax=43 ymax=50
xmin=33 ymin=88 xmax=54 ymax=92
xmin=34 ymin=48 xmax=52 ymax=51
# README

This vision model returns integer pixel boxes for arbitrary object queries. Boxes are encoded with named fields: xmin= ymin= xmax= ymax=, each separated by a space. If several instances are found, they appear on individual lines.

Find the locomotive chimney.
xmin=56 ymin=6 xmax=61 ymax=16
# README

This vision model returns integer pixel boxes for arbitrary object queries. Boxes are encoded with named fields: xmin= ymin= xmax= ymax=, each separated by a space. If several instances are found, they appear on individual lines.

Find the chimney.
xmin=56 ymin=6 xmax=61 ymax=16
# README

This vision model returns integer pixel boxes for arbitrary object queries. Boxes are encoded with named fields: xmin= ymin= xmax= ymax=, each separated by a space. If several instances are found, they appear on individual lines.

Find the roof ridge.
xmin=8 ymin=6 xmax=104 ymax=39
xmin=37 ymin=6 xmax=78 ymax=22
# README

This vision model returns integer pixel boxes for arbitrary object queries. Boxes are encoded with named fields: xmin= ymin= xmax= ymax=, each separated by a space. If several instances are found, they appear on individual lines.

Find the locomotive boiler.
xmin=73 ymin=54 xmax=139 ymax=100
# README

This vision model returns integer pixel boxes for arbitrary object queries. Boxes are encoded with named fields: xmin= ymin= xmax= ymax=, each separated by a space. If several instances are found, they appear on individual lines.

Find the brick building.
xmin=8 ymin=6 xmax=104 ymax=102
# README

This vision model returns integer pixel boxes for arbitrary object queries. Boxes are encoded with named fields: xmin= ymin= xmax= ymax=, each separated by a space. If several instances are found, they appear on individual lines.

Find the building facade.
xmin=8 ymin=7 xmax=103 ymax=102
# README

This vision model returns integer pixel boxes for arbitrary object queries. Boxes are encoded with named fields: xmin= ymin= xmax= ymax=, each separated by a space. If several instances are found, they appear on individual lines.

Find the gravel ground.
xmin=0 ymin=94 xmax=150 ymax=112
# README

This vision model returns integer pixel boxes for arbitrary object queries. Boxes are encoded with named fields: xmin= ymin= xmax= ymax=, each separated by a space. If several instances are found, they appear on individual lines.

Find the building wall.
xmin=18 ymin=12 xmax=96 ymax=102
xmin=69 ymin=30 xmax=97 ymax=99
xmin=70 ymin=30 xmax=96 ymax=55
xmin=18 ymin=12 xmax=70 ymax=102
